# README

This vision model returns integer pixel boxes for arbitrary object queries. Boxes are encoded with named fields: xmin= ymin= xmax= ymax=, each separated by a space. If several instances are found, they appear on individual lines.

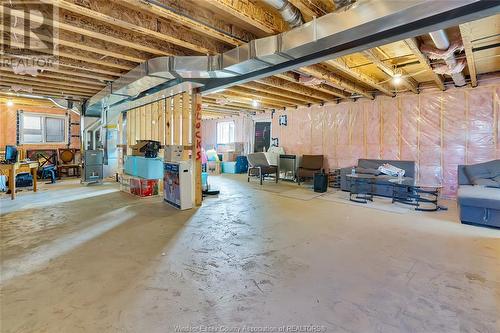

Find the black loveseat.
xmin=341 ymin=159 xmax=416 ymax=197
xmin=457 ymin=160 xmax=500 ymax=228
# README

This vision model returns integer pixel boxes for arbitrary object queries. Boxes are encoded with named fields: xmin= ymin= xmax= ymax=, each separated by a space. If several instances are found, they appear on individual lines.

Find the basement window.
xmin=20 ymin=113 xmax=67 ymax=144
xmin=217 ymin=121 xmax=235 ymax=144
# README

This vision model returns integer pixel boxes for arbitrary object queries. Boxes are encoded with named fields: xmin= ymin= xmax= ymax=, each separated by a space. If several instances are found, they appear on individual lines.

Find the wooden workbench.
xmin=0 ymin=161 xmax=39 ymax=200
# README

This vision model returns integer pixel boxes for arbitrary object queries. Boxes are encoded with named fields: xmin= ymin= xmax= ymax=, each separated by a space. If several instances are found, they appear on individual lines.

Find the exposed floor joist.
xmin=459 ymin=23 xmax=478 ymax=87
xmin=1 ymin=73 xmax=101 ymax=92
xmin=243 ymin=81 xmax=324 ymax=104
xmin=227 ymin=86 xmax=310 ymax=106
xmin=404 ymin=38 xmax=446 ymax=91
xmin=54 ymin=0 xmax=224 ymax=54
xmin=300 ymin=65 xmax=374 ymax=99
xmin=117 ymin=0 xmax=243 ymax=46
xmin=362 ymin=49 xmax=419 ymax=94
xmin=325 ymin=59 xmax=394 ymax=96
xmin=0 ymin=68 xmax=108 ymax=87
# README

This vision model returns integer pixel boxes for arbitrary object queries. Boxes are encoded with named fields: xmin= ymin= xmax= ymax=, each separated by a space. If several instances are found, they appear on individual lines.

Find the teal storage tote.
xmin=136 ymin=157 xmax=163 ymax=179
xmin=124 ymin=156 xmax=139 ymax=176
xmin=125 ymin=156 xmax=163 ymax=179
xmin=201 ymin=172 xmax=208 ymax=189
xmin=221 ymin=162 xmax=237 ymax=174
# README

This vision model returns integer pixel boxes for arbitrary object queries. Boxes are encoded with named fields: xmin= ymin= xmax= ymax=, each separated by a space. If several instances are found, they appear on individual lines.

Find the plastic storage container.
xmin=136 ymin=157 xmax=163 ymax=179
xmin=201 ymin=172 xmax=208 ymax=189
xmin=124 ymin=156 xmax=163 ymax=179
xmin=221 ymin=162 xmax=237 ymax=173
xmin=130 ymin=178 xmax=160 ymax=197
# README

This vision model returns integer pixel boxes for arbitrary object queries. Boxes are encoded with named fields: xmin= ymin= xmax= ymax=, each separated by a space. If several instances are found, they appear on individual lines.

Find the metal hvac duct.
xmin=428 ymin=30 xmax=467 ymax=86
xmin=84 ymin=0 xmax=499 ymax=116
xmin=263 ymin=0 xmax=304 ymax=28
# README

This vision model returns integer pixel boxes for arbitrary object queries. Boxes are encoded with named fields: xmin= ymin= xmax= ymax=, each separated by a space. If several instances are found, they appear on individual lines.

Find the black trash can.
xmin=313 ymin=172 xmax=328 ymax=193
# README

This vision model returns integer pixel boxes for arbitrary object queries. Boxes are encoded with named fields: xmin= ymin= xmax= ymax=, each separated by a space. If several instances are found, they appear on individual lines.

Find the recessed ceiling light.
xmin=6 ymin=100 xmax=14 ymax=107
xmin=252 ymin=100 xmax=259 ymax=107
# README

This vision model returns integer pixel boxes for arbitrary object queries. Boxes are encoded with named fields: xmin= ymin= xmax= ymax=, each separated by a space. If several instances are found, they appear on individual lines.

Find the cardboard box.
xmin=222 ymin=152 xmax=238 ymax=162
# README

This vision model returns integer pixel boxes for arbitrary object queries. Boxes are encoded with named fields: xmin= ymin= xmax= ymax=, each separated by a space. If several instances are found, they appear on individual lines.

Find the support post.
xmin=191 ymin=89 xmax=202 ymax=206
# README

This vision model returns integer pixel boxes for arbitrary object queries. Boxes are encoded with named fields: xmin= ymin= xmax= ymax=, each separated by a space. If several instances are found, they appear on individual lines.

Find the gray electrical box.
xmin=82 ymin=149 xmax=104 ymax=184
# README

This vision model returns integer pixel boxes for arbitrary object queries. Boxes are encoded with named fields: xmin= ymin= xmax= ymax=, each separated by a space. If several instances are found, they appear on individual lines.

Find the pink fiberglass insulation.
xmin=271 ymin=82 xmax=499 ymax=198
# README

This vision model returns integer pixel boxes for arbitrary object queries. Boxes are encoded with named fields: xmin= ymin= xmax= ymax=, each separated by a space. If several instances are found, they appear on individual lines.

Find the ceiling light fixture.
xmin=6 ymin=100 xmax=14 ymax=107
xmin=252 ymin=100 xmax=259 ymax=107
xmin=392 ymin=73 xmax=403 ymax=85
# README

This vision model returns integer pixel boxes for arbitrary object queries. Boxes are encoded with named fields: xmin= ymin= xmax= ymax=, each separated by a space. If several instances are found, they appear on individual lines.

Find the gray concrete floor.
xmin=1 ymin=175 xmax=499 ymax=333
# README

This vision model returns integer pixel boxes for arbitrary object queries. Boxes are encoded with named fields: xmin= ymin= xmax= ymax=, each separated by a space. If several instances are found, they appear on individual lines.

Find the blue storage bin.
xmin=125 ymin=156 xmax=163 ymax=179
xmin=136 ymin=157 xmax=163 ymax=179
xmin=221 ymin=162 xmax=237 ymax=174
xmin=202 ymin=172 xmax=208 ymax=188
xmin=124 ymin=156 xmax=138 ymax=176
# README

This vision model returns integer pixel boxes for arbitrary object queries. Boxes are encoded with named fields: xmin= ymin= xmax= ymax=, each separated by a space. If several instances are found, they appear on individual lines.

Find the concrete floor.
xmin=1 ymin=175 xmax=499 ymax=333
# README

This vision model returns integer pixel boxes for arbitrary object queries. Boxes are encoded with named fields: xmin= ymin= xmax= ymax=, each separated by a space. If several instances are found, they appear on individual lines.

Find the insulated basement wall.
xmin=272 ymin=83 xmax=500 ymax=198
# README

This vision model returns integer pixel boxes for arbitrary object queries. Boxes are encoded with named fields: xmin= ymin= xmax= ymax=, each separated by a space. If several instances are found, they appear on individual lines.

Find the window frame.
xmin=19 ymin=112 xmax=68 ymax=145
xmin=216 ymin=120 xmax=235 ymax=144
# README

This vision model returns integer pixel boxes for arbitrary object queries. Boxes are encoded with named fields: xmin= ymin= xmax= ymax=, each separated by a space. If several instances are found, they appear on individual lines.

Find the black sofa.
xmin=457 ymin=160 xmax=500 ymax=228
xmin=341 ymin=159 xmax=416 ymax=197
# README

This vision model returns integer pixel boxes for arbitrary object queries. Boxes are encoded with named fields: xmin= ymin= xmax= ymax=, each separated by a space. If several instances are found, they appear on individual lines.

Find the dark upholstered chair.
xmin=247 ymin=153 xmax=278 ymax=185
xmin=297 ymin=155 xmax=324 ymax=185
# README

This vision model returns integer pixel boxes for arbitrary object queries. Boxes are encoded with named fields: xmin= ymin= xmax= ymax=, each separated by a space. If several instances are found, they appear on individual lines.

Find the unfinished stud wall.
xmin=124 ymin=92 xmax=192 ymax=150
xmin=272 ymin=83 xmax=500 ymax=197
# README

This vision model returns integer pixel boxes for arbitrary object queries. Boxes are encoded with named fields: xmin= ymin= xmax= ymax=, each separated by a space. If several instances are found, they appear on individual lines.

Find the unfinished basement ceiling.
xmin=1 ymin=0 xmax=499 ymax=117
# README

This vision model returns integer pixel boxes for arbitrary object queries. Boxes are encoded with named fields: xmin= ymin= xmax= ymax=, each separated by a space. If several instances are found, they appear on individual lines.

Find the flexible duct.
xmin=428 ymin=30 xmax=467 ymax=86
xmin=333 ymin=0 xmax=358 ymax=12
xmin=263 ymin=0 xmax=304 ymax=28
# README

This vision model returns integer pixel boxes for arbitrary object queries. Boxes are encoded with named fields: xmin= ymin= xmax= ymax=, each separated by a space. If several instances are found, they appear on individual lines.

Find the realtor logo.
xmin=1 ymin=0 xmax=59 ymax=72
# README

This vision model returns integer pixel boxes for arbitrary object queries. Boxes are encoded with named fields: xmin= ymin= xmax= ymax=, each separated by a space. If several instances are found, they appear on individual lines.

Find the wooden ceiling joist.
xmin=404 ymin=38 xmax=445 ymax=91
xmin=211 ymin=91 xmax=293 ymax=108
xmin=54 ymin=61 xmax=123 ymax=77
xmin=0 ymin=85 xmax=92 ymax=98
xmin=0 ymin=73 xmax=100 ymax=93
xmin=300 ymin=65 xmax=374 ymax=99
xmin=206 ymin=93 xmax=283 ymax=109
xmin=227 ymin=86 xmax=310 ymax=106
xmin=459 ymin=23 xmax=478 ymax=87
xmin=256 ymin=76 xmax=338 ymax=102
xmin=1 ymin=79 xmax=99 ymax=95
xmin=0 ymin=95 xmax=65 ymax=108
xmin=202 ymin=98 xmax=266 ymax=112
xmin=118 ymin=0 xmax=243 ymax=46
xmin=58 ymin=50 xmax=135 ymax=71
xmin=0 ymin=68 xmax=107 ymax=87
xmin=288 ymin=0 xmax=329 ymax=21
xmin=8 ymin=7 xmax=181 ymax=58
xmin=362 ymin=49 xmax=419 ymax=94
xmin=205 ymin=0 xmax=286 ymax=35
xmin=54 ymin=0 xmax=224 ymax=54
xmin=274 ymin=72 xmax=349 ymax=99
xmin=5 ymin=26 xmax=147 ymax=63
xmin=242 ymin=81 xmax=323 ymax=104
xmin=325 ymin=59 xmax=395 ymax=96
